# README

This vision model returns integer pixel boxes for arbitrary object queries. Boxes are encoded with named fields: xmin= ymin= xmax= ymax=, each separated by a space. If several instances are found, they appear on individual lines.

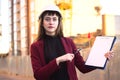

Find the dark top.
xmin=43 ymin=35 xmax=69 ymax=80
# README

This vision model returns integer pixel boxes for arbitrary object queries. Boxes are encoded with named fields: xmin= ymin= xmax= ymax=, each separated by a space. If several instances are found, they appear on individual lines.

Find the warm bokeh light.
xmin=63 ymin=0 xmax=102 ymax=36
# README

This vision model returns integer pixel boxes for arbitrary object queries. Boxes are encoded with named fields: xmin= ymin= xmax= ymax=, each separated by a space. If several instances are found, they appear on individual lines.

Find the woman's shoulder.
xmin=31 ymin=39 xmax=43 ymax=47
xmin=62 ymin=36 xmax=73 ymax=42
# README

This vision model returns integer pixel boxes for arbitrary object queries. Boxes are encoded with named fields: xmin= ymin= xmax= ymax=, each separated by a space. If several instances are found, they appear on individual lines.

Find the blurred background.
xmin=0 ymin=0 xmax=120 ymax=80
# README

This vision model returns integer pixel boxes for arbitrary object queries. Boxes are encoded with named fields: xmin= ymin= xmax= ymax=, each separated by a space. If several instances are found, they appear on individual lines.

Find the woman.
xmin=30 ymin=5 xmax=114 ymax=80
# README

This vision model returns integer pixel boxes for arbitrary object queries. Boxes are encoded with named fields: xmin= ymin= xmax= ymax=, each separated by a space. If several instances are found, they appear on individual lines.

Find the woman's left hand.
xmin=104 ymin=50 xmax=114 ymax=60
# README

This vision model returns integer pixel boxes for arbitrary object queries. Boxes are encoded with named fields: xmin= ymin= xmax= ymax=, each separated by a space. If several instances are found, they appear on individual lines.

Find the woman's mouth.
xmin=48 ymin=26 xmax=54 ymax=29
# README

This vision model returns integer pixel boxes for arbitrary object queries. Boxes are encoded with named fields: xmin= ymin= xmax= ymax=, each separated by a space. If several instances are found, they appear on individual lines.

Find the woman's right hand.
xmin=56 ymin=53 xmax=74 ymax=65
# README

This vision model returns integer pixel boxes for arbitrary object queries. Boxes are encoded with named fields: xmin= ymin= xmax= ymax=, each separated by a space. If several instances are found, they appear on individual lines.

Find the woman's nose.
xmin=49 ymin=19 xmax=54 ymax=24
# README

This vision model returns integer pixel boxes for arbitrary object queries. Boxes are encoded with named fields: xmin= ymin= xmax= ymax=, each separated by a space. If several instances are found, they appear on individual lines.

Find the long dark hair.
xmin=35 ymin=11 xmax=63 ymax=41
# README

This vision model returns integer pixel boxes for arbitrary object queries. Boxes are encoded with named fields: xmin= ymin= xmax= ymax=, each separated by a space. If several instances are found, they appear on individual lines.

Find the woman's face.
xmin=43 ymin=14 xmax=59 ymax=36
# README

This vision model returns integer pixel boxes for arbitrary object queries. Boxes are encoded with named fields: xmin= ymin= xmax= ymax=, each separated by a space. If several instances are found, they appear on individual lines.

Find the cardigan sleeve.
xmin=74 ymin=52 xmax=97 ymax=73
xmin=30 ymin=42 xmax=60 ymax=80
xmin=68 ymin=38 xmax=96 ymax=73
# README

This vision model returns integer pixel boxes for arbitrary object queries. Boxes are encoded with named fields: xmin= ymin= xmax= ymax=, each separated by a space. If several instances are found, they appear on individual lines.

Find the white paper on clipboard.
xmin=85 ymin=36 xmax=116 ymax=69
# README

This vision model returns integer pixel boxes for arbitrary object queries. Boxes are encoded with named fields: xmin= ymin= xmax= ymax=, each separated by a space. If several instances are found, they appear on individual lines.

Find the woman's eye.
xmin=53 ymin=18 xmax=57 ymax=21
xmin=45 ymin=18 xmax=50 ymax=21
xmin=44 ymin=17 xmax=58 ymax=22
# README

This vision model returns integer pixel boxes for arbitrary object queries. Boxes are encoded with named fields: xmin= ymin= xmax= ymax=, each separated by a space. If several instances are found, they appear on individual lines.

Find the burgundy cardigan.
xmin=30 ymin=37 xmax=96 ymax=80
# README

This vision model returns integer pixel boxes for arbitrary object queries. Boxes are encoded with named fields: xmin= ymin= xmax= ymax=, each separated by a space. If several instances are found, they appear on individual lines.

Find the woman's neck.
xmin=46 ymin=32 xmax=56 ymax=37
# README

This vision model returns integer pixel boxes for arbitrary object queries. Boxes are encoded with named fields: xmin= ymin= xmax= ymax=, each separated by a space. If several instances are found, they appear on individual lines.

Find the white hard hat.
xmin=39 ymin=5 xmax=62 ymax=18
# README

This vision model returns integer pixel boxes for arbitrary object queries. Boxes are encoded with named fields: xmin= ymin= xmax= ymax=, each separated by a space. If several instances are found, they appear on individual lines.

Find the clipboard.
xmin=85 ymin=36 xmax=116 ymax=69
